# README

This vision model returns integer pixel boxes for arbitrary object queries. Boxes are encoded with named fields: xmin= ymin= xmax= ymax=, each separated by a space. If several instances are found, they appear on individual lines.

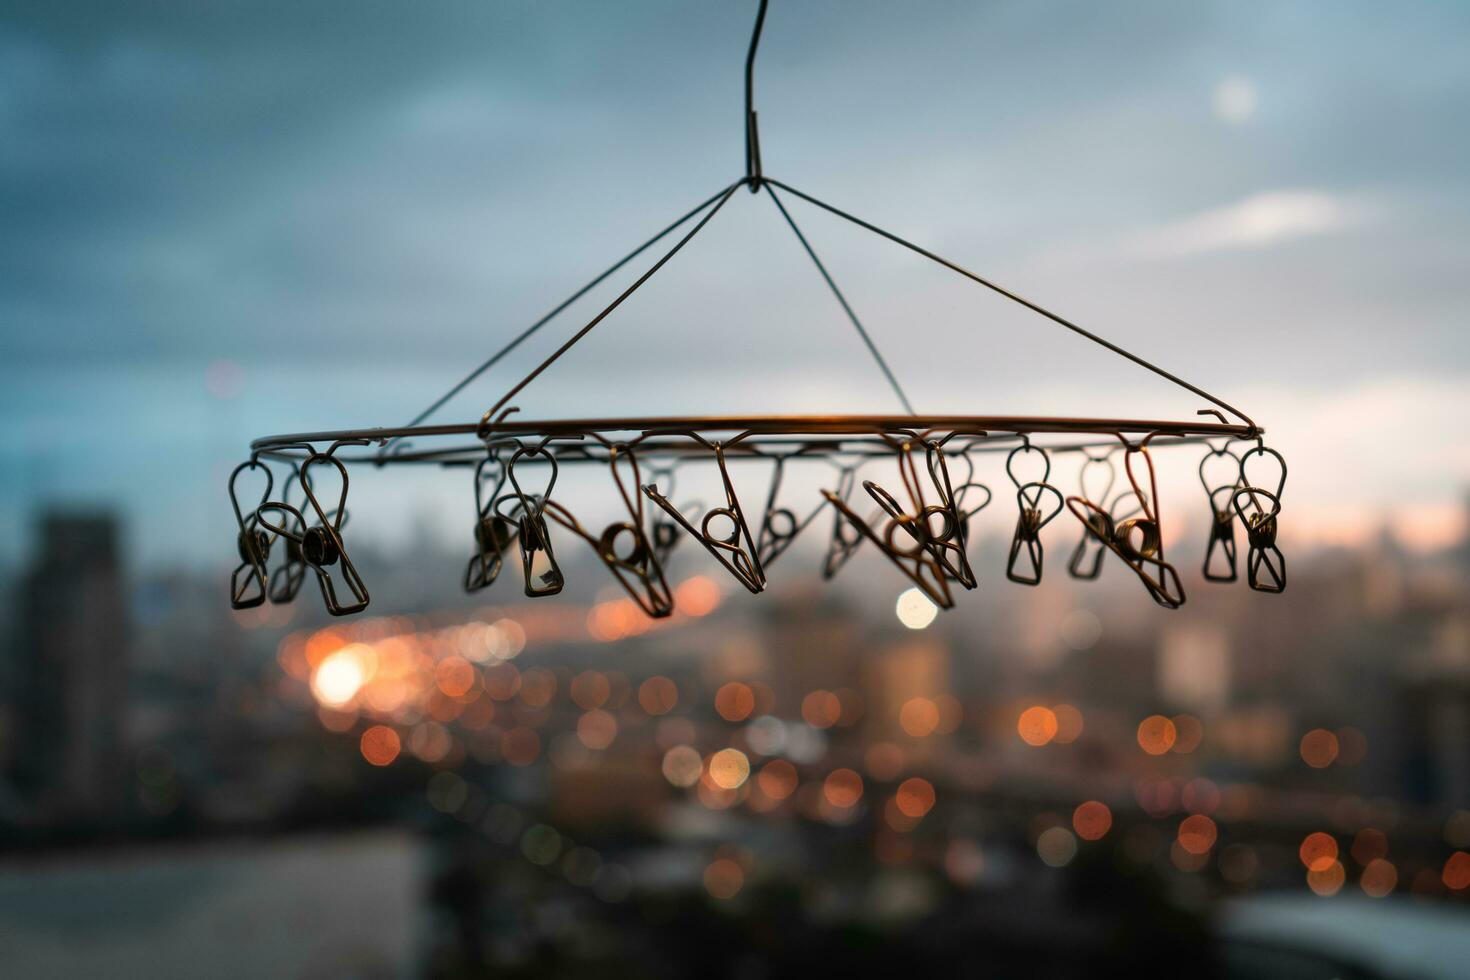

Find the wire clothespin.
xmin=820 ymin=465 xmax=869 ymax=580
xmin=1066 ymin=440 xmax=1185 ymax=609
xmin=257 ymin=441 xmax=371 ymax=616
xmin=756 ymin=455 xmax=829 ymax=570
xmin=228 ymin=456 xmax=274 ymax=610
xmin=643 ymin=439 xmax=765 ymax=594
xmin=1067 ymin=449 xmax=1117 ymax=580
xmin=499 ymin=441 xmax=565 ymax=598
xmin=1199 ymin=441 xmax=1245 ymax=583
xmin=861 ymin=437 xmax=976 ymax=590
xmin=545 ymin=445 xmax=674 ymax=617
xmin=1231 ymin=443 xmax=1287 ymax=594
xmin=815 ymin=436 xmax=958 ymax=607
xmin=1004 ymin=440 xmax=1064 ymax=586
xmin=464 ymin=450 xmax=517 ymax=593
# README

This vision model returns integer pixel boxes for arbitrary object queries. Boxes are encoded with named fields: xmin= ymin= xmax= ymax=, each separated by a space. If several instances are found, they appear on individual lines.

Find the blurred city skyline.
xmin=1 ymin=1 xmax=1468 ymax=568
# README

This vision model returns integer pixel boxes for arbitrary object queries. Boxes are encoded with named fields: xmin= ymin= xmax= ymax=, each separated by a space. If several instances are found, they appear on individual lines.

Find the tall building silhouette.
xmin=7 ymin=512 xmax=129 ymax=824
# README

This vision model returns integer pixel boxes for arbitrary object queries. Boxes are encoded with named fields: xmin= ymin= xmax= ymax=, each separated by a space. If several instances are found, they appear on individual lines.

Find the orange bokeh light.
xmin=708 ymin=748 xmax=751 ymax=789
xmin=435 ymin=655 xmax=476 ymax=698
xmin=823 ymin=768 xmax=864 ymax=808
xmin=715 ymin=682 xmax=756 ymax=722
xmin=1017 ymin=706 xmax=1058 ymax=746
xmin=1300 ymin=728 xmax=1339 ymax=768
xmin=1299 ymin=832 xmax=1339 ymax=872
xmin=900 ymin=698 xmax=940 ymax=737
xmin=1307 ymin=860 xmax=1346 ymax=896
xmin=359 ymin=725 xmax=401 ymax=766
xmin=1073 ymin=801 xmax=1112 ymax=841
xmin=895 ymin=777 xmax=936 ymax=818
xmin=757 ymin=759 xmax=798 ymax=801
xmin=638 ymin=675 xmax=679 ymax=715
xmin=676 ymin=576 xmax=722 ymax=616
xmin=1177 ymin=814 xmax=1218 ymax=855
xmin=1137 ymin=715 xmax=1178 ymax=755
xmin=801 ymin=690 xmax=842 ymax=729
xmin=1444 ymin=851 xmax=1470 ymax=890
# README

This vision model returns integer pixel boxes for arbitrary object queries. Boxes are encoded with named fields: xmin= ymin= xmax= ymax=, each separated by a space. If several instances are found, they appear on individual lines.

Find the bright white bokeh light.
xmin=895 ymin=588 xmax=938 ymax=630
xmin=312 ymin=648 xmax=367 ymax=706
xmin=1213 ymin=75 xmax=1257 ymax=124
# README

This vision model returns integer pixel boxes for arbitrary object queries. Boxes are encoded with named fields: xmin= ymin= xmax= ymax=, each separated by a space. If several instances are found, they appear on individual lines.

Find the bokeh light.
xmin=715 ymin=682 xmax=756 ymax=722
xmin=1300 ymin=728 xmax=1339 ymax=768
xmin=662 ymin=745 xmax=704 ymax=788
xmin=895 ymin=588 xmax=938 ymax=629
xmin=708 ymin=748 xmax=751 ymax=789
xmin=1037 ymin=827 xmax=1077 ymax=867
xmin=1299 ymin=832 xmax=1339 ymax=872
xmin=895 ymin=777 xmax=935 ymax=818
xmin=1072 ymin=801 xmax=1112 ymax=841
xmin=823 ymin=768 xmax=864 ymax=808
xmin=1361 ymin=858 xmax=1398 ymax=897
xmin=1017 ymin=706 xmax=1058 ymax=746
xmin=1137 ymin=715 xmax=1178 ymax=755
xmin=359 ymin=725 xmax=401 ymax=766
xmin=1177 ymin=815 xmax=1217 ymax=855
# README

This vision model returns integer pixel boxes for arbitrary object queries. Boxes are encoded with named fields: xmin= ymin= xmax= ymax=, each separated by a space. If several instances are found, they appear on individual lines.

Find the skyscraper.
xmin=7 ymin=512 xmax=129 ymax=825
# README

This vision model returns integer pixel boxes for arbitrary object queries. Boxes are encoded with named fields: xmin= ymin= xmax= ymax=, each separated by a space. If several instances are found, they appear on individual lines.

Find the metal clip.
xmin=821 ymin=482 xmax=954 ymax=609
xmin=1199 ymin=442 xmax=1244 ymax=583
xmin=464 ymin=450 xmax=517 ymax=593
xmin=643 ymin=440 xmax=765 ymax=594
xmin=1231 ymin=444 xmax=1287 ymax=594
xmin=858 ymin=437 xmax=975 ymax=591
xmin=501 ymin=442 xmax=565 ymax=598
xmin=257 ymin=442 xmax=371 ymax=616
xmin=1004 ymin=442 xmax=1063 ymax=586
xmin=820 ymin=466 xmax=870 ymax=580
xmin=756 ymin=456 xmax=829 ymax=570
xmin=1067 ymin=450 xmax=1117 ymax=580
xmin=228 ymin=458 xmax=274 ymax=610
xmin=1066 ymin=444 xmax=1185 ymax=609
xmin=546 ymin=445 xmax=674 ymax=617
xmin=643 ymin=463 xmax=688 ymax=567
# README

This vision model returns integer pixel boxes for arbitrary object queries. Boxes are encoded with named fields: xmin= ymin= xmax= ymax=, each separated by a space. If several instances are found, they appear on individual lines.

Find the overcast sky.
xmin=2 ymin=0 xmax=1468 ymax=568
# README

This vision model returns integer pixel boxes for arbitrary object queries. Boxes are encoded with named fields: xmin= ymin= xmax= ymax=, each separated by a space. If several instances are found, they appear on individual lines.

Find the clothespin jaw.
xmin=1066 ymin=451 xmax=1116 ymax=581
xmin=1003 ymin=441 xmax=1061 ymax=586
xmin=504 ymin=443 xmax=565 ymax=598
xmin=821 ymin=486 xmax=954 ymax=609
xmin=820 ymin=467 xmax=867 ymax=580
xmin=642 ymin=441 xmax=765 ymax=594
xmin=1202 ymin=485 xmax=1239 ymax=583
xmin=1006 ymin=482 xmax=1064 ymax=586
xmin=755 ymin=456 xmax=830 ymax=571
xmin=257 ymin=443 xmax=370 ymax=616
xmin=1232 ymin=444 xmax=1288 ymax=594
xmin=1065 ymin=445 xmax=1186 ymax=609
xmin=545 ymin=446 xmax=674 ymax=617
xmin=465 ymin=452 xmax=518 ymax=593
xmin=228 ymin=459 xmax=274 ymax=610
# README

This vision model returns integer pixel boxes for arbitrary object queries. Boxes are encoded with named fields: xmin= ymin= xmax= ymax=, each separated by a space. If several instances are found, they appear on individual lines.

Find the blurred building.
xmin=5 ymin=512 xmax=130 ymax=824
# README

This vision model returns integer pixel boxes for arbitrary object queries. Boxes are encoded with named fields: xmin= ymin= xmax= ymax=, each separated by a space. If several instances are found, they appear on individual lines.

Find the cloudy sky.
xmin=2 ymin=0 xmax=1468 ymax=568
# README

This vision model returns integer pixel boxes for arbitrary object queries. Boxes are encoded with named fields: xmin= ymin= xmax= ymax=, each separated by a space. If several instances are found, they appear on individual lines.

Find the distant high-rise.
xmin=7 ymin=512 xmax=129 ymax=824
